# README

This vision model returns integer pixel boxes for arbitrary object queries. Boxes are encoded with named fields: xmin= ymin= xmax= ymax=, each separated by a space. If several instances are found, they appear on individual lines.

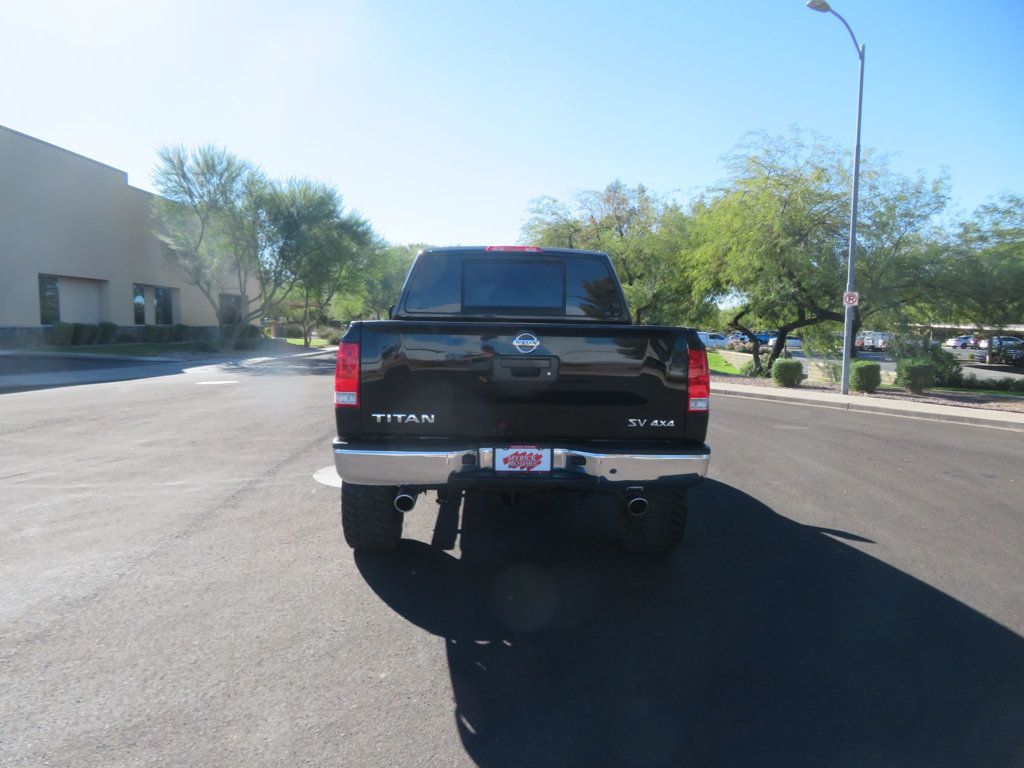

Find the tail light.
xmin=687 ymin=348 xmax=710 ymax=412
xmin=334 ymin=342 xmax=360 ymax=407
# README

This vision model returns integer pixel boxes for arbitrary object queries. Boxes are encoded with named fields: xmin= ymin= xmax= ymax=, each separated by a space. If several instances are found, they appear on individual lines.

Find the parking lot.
xmin=2 ymin=353 xmax=1022 ymax=767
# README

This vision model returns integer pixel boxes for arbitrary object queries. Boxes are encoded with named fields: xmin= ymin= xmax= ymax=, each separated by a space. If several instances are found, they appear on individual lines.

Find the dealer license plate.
xmin=495 ymin=446 xmax=551 ymax=473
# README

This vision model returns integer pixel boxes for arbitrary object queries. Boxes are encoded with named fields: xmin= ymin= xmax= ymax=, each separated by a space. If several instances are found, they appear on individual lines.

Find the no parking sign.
xmin=843 ymin=291 xmax=860 ymax=307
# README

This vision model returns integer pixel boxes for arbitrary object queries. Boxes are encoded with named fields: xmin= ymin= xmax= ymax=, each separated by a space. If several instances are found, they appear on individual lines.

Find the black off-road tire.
xmin=341 ymin=483 xmax=403 ymax=551
xmin=617 ymin=489 xmax=688 ymax=556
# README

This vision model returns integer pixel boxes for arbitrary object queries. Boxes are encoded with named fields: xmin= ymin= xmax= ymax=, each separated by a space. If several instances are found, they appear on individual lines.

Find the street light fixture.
xmin=807 ymin=0 xmax=865 ymax=396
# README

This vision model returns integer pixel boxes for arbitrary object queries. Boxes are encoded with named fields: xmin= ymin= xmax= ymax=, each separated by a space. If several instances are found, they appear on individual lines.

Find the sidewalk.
xmin=714 ymin=381 xmax=1024 ymax=431
xmin=0 ymin=348 xmax=331 ymax=392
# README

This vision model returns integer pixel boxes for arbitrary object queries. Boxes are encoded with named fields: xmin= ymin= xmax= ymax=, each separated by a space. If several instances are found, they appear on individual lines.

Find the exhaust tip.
xmin=626 ymin=496 xmax=649 ymax=517
xmin=394 ymin=493 xmax=416 ymax=513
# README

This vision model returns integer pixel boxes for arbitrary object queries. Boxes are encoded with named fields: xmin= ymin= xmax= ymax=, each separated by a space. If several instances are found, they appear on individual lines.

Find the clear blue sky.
xmin=3 ymin=0 xmax=1022 ymax=245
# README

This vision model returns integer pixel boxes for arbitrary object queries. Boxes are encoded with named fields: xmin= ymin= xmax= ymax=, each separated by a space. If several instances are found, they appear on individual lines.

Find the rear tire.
xmin=617 ymin=489 xmax=688 ymax=556
xmin=341 ymin=483 xmax=402 ymax=551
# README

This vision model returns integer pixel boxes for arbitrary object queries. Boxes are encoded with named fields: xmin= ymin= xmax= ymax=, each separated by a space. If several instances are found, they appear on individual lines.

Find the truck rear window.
xmin=404 ymin=252 xmax=624 ymax=319
xmin=463 ymin=260 xmax=564 ymax=314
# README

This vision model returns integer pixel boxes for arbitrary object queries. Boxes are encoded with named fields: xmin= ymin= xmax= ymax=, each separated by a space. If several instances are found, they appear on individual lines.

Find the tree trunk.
xmin=849 ymin=311 xmax=862 ymax=360
xmin=731 ymin=320 xmax=762 ymax=374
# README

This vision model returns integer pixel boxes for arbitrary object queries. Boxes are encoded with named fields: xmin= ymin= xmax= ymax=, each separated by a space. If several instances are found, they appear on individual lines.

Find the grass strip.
xmin=284 ymin=337 xmax=330 ymax=347
xmin=708 ymin=351 xmax=740 ymax=375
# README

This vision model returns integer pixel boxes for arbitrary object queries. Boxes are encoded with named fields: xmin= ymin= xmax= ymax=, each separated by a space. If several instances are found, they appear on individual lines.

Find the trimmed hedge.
xmin=48 ymin=321 xmax=75 ymax=346
xmin=959 ymin=374 xmax=1024 ymax=394
xmin=115 ymin=333 xmax=136 ymax=343
xmin=771 ymin=359 xmax=804 ymax=388
xmin=172 ymin=323 xmax=189 ymax=342
xmin=72 ymin=323 xmax=99 ymax=345
xmin=897 ymin=359 xmax=934 ymax=394
xmin=98 ymin=322 xmax=118 ymax=344
xmin=850 ymin=360 xmax=882 ymax=393
xmin=142 ymin=325 xmax=175 ymax=343
xmin=233 ymin=337 xmax=257 ymax=350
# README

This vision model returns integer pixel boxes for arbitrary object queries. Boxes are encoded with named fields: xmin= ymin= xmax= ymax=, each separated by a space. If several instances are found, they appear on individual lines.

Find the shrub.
xmin=233 ymin=337 xmax=257 ymax=351
xmin=72 ymin=323 xmax=99 ymax=345
xmin=195 ymin=340 xmax=221 ymax=354
xmin=325 ymin=332 xmax=342 ymax=345
xmin=240 ymin=324 xmax=262 ymax=339
xmin=275 ymin=322 xmax=304 ymax=338
xmin=849 ymin=360 xmax=882 ymax=393
xmin=771 ymin=359 xmax=804 ymax=388
xmin=172 ymin=323 xmax=189 ymax=342
xmin=891 ymin=337 xmax=963 ymax=387
xmin=739 ymin=361 xmax=769 ymax=377
xmin=115 ymin=332 xmax=136 ymax=343
xmin=48 ymin=321 xmax=74 ymax=346
xmin=897 ymin=359 xmax=934 ymax=394
xmin=957 ymin=376 xmax=1024 ymax=394
xmin=143 ymin=324 xmax=160 ymax=343
xmin=97 ymin=322 xmax=118 ymax=344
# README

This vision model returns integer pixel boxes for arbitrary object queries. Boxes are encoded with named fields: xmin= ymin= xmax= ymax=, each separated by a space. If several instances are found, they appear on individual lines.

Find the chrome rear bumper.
xmin=333 ymin=443 xmax=710 ymax=487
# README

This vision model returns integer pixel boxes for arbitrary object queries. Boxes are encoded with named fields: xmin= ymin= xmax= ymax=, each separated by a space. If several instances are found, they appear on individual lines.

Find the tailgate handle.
xmin=493 ymin=356 xmax=559 ymax=381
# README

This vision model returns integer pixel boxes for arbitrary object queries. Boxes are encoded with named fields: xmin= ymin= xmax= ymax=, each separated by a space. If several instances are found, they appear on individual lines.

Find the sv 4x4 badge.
xmin=627 ymin=418 xmax=675 ymax=427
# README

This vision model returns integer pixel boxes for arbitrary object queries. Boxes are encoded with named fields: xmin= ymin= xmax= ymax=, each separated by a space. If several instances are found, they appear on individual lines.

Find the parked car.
xmin=945 ymin=335 xmax=976 ymax=349
xmin=998 ymin=344 xmax=1024 ymax=366
xmin=860 ymin=331 xmax=892 ymax=352
xmin=765 ymin=336 xmax=803 ymax=351
xmin=978 ymin=335 xmax=1023 ymax=350
xmin=698 ymin=331 xmax=729 ymax=349
xmin=979 ymin=337 xmax=1024 ymax=365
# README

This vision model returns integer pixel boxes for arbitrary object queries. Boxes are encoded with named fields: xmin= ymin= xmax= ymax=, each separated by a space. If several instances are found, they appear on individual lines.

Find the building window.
xmin=154 ymin=286 xmax=173 ymax=325
xmin=39 ymin=275 xmax=60 ymax=325
xmin=133 ymin=285 xmax=146 ymax=325
xmin=219 ymin=293 xmax=242 ymax=325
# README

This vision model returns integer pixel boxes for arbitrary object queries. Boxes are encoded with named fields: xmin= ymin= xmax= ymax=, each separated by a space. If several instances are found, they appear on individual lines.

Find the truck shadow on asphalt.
xmin=355 ymin=480 xmax=1023 ymax=768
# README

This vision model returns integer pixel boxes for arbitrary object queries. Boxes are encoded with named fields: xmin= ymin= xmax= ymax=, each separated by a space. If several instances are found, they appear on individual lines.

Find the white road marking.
xmin=313 ymin=465 xmax=342 ymax=488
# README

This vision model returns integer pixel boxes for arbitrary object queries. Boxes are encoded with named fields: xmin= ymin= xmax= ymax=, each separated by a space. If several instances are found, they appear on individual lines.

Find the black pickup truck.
xmin=332 ymin=246 xmax=710 ymax=555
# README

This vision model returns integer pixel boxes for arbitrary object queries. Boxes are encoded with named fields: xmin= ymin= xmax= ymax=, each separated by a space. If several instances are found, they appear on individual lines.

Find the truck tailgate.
xmin=352 ymin=321 xmax=701 ymax=442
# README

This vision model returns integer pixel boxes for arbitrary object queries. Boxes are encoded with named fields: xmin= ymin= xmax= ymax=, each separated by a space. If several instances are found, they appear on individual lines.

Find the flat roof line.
xmin=0 ymin=124 xmax=128 ymax=179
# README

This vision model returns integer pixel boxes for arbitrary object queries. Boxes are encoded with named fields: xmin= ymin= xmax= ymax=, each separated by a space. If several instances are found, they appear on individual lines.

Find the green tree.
xmin=362 ymin=243 xmax=421 ymax=320
xmin=153 ymin=145 xmax=296 ymax=336
xmin=269 ymin=180 xmax=373 ymax=346
xmin=688 ymin=131 xmax=948 ymax=371
xmin=522 ymin=181 xmax=715 ymax=325
xmin=938 ymin=194 xmax=1024 ymax=360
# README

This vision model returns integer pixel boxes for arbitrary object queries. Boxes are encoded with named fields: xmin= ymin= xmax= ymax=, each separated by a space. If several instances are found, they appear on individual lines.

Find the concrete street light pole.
xmin=807 ymin=0 xmax=864 ymax=395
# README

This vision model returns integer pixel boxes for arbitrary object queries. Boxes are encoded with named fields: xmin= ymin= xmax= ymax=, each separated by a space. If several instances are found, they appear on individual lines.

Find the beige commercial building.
xmin=1 ymin=125 xmax=244 ymax=346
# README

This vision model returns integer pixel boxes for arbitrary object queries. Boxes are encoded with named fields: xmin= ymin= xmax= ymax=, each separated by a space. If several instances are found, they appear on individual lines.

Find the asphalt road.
xmin=2 ymin=354 xmax=1022 ymax=767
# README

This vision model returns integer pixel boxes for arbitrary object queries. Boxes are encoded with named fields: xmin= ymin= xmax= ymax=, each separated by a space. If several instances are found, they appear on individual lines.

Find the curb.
xmin=713 ymin=384 xmax=1024 ymax=432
